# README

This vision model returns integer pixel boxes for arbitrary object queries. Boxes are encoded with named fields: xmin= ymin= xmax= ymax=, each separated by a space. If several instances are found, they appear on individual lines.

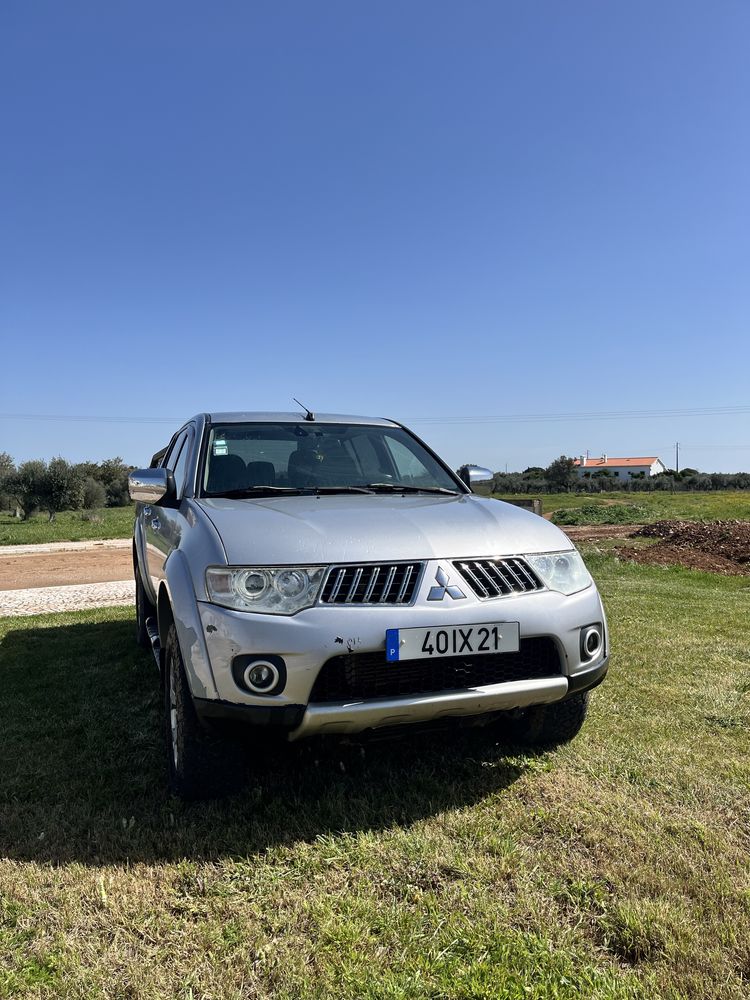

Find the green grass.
xmin=0 ymin=506 xmax=134 ymax=545
xmin=494 ymin=490 xmax=750 ymax=524
xmin=552 ymin=502 xmax=651 ymax=526
xmin=1 ymin=560 xmax=749 ymax=998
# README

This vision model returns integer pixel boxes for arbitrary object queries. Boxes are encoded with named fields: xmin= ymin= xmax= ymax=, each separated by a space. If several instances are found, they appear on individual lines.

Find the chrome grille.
xmin=320 ymin=562 xmax=423 ymax=605
xmin=452 ymin=558 xmax=543 ymax=599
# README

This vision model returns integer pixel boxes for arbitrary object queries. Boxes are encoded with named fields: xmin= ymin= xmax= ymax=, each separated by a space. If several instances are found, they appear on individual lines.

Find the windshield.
xmin=201 ymin=422 xmax=461 ymax=497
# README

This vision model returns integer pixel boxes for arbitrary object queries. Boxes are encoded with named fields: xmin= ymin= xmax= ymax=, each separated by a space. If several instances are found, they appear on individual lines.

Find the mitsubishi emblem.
xmin=427 ymin=566 xmax=466 ymax=601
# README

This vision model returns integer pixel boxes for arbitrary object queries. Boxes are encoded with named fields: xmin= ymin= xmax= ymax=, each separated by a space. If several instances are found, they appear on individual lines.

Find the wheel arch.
xmin=158 ymin=551 xmax=220 ymax=702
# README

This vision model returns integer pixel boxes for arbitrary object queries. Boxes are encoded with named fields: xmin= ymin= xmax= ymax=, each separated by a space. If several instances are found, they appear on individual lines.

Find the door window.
xmin=167 ymin=431 xmax=191 ymax=496
xmin=384 ymin=436 xmax=437 ymax=486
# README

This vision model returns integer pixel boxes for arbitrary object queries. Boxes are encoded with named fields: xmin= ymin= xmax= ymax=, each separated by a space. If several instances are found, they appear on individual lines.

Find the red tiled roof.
xmin=574 ymin=457 xmax=660 ymax=468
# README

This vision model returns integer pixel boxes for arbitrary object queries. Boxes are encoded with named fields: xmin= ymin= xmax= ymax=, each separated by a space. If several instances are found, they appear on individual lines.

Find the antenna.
xmin=293 ymin=397 xmax=316 ymax=422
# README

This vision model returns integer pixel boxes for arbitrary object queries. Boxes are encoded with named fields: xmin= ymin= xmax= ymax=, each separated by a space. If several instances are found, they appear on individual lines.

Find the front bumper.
xmin=287 ymin=674 xmax=568 ymax=740
xmin=193 ymin=657 xmax=609 ymax=737
xmin=191 ymin=579 xmax=608 ymax=738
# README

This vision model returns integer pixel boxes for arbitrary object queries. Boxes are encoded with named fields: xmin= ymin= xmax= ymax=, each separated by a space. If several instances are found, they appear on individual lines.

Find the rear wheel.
xmin=164 ymin=623 xmax=243 ymax=800
xmin=134 ymin=563 xmax=154 ymax=649
xmin=506 ymin=692 xmax=590 ymax=747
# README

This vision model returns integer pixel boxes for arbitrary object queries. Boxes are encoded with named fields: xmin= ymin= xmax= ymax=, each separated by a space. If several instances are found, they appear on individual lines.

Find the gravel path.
xmin=0 ymin=580 xmax=135 ymax=618
xmin=0 ymin=538 xmax=134 ymax=606
xmin=0 ymin=539 xmax=131 ymax=556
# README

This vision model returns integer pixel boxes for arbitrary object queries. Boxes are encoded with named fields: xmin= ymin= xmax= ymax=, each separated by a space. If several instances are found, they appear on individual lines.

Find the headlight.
xmin=525 ymin=550 xmax=592 ymax=595
xmin=206 ymin=566 xmax=326 ymax=614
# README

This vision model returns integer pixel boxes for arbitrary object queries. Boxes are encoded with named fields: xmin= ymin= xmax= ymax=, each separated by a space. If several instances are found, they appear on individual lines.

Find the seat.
xmin=288 ymin=442 xmax=359 ymax=488
xmin=246 ymin=461 xmax=276 ymax=487
xmin=288 ymin=449 xmax=320 ymax=488
xmin=317 ymin=443 xmax=358 ymax=485
xmin=206 ymin=454 xmax=247 ymax=494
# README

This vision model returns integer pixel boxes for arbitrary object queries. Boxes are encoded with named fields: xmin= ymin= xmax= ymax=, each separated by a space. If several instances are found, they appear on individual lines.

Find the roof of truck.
xmin=204 ymin=412 xmax=398 ymax=426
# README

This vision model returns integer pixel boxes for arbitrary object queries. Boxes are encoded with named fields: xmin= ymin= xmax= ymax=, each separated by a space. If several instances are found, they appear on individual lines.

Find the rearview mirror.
xmin=457 ymin=465 xmax=494 ymax=491
xmin=128 ymin=467 xmax=175 ymax=504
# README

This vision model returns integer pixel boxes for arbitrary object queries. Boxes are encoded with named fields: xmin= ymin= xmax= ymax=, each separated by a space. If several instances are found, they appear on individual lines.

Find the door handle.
xmin=151 ymin=518 xmax=161 ymax=531
xmin=143 ymin=506 xmax=152 ymax=517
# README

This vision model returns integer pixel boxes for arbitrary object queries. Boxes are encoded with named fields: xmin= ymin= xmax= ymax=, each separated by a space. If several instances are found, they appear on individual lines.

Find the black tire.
xmin=506 ymin=692 xmax=590 ymax=747
xmin=135 ymin=563 xmax=154 ymax=649
xmin=163 ymin=623 xmax=243 ymax=801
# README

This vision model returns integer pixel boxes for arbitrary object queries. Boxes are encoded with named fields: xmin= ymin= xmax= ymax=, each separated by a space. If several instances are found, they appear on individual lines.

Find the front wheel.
xmin=164 ymin=623 xmax=243 ymax=800
xmin=506 ymin=692 xmax=590 ymax=747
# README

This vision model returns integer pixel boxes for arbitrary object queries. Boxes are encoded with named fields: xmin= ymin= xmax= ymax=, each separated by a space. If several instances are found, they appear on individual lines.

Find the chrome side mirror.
xmin=457 ymin=464 xmax=494 ymax=490
xmin=128 ymin=467 xmax=175 ymax=504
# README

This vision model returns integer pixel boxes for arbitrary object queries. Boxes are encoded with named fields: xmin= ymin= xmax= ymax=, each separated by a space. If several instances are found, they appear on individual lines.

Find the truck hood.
xmin=194 ymin=494 xmax=572 ymax=565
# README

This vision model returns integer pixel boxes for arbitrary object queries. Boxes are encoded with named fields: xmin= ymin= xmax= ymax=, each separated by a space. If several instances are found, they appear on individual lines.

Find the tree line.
xmin=491 ymin=456 xmax=750 ymax=494
xmin=0 ymin=453 xmax=133 ymax=521
xmin=2 ymin=451 xmax=747 ymax=518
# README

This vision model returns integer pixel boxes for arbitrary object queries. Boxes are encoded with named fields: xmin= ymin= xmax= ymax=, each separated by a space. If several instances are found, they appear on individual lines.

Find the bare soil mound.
xmin=560 ymin=524 xmax=643 ymax=541
xmin=616 ymin=520 xmax=750 ymax=575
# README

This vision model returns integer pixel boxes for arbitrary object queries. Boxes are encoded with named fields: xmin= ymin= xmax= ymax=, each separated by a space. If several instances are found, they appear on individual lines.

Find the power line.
xmin=1 ymin=404 xmax=750 ymax=427
xmin=405 ymin=405 xmax=750 ymax=425
xmin=675 ymin=443 xmax=750 ymax=451
xmin=0 ymin=413 xmax=183 ymax=425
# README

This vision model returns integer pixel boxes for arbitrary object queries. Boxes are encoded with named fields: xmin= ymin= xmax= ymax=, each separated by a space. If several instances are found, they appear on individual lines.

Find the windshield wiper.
xmin=206 ymin=485 xmax=375 ymax=499
xmin=307 ymin=486 xmax=375 ymax=494
xmin=366 ymin=483 xmax=459 ymax=495
xmin=208 ymin=486 xmax=304 ymax=498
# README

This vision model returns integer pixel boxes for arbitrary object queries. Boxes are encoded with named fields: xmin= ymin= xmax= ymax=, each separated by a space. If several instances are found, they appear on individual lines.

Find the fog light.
xmin=580 ymin=625 xmax=603 ymax=661
xmin=243 ymin=659 xmax=280 ymax=693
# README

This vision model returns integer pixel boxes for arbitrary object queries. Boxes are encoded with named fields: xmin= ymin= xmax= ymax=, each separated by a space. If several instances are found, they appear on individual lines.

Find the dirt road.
xmin=0 ymin=542 xmax=132 ymax=591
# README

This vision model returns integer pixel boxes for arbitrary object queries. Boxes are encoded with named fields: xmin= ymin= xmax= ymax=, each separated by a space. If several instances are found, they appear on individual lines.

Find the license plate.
xmin=385 ymin=622 xmax=520 ymax=662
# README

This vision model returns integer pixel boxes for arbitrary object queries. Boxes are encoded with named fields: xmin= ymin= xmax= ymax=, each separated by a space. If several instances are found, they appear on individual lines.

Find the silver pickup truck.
xmin=129 ymin=411 xmax=608 ymax=799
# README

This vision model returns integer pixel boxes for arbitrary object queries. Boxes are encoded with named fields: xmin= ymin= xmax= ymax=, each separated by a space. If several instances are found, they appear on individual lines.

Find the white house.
xmin=574 ymin=455 xmax=667 ymax=480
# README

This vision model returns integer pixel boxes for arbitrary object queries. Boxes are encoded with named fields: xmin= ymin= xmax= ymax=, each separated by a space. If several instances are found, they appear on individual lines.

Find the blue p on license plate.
xmin=385 ymin=622 xmax=520 ymax=662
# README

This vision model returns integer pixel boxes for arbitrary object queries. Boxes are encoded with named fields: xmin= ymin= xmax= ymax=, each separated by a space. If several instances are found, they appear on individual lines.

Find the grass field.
xmin=0 ymin=507 xmax=134 ymax=546
xmin=494 ymin=490 xmax=750 ymax=524
xmin=1 ymin=555 xmax=749 ymax=998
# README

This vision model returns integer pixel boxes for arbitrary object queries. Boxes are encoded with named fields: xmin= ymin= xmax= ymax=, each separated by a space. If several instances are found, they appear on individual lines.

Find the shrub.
xmin=106 ymin=472 xmax=132 ymax=507
xmin=552 ymin=503 xmax=648 ymax=526
xmin=82 ymin=477 xmax=107 ymax=509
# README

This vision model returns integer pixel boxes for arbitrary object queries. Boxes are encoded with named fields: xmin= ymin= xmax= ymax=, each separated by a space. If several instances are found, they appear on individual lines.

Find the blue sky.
xmin=1 ymin=1 xmax=748 ymax=472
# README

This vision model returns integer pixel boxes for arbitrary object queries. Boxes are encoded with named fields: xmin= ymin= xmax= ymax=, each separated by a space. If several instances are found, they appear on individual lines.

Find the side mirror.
xmin=458 ymin=464 xmax=494 ymax=491
xmin=128 ymin=467 xmax=176 ymax=505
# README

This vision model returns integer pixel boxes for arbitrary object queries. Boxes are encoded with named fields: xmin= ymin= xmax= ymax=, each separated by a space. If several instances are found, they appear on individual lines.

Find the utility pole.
xmin=675 ymin=442 xmax=680 ymax=474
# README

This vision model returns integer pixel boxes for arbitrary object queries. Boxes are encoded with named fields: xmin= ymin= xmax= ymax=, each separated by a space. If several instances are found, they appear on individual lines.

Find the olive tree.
xmin=545 ymin=456 xmax=577 ymax=492
xmin=6 ymin=460 xmax=47 ymax=519
xmin=0 ymin=452 xmax=15 ymax=513
xmin=40 ymin=457 xmax=85 ymax=522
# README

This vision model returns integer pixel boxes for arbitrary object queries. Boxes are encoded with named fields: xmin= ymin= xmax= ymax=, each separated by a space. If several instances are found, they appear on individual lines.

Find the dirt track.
xmin=0 ymin=546 xmax=132 ymax=590
xmin=558 ymin=524 xmax=643 ymax=541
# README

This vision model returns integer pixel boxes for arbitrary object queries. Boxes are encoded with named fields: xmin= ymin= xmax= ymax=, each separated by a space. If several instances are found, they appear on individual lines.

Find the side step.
xmin=145 ymin=617 xmax=161 ymax=668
